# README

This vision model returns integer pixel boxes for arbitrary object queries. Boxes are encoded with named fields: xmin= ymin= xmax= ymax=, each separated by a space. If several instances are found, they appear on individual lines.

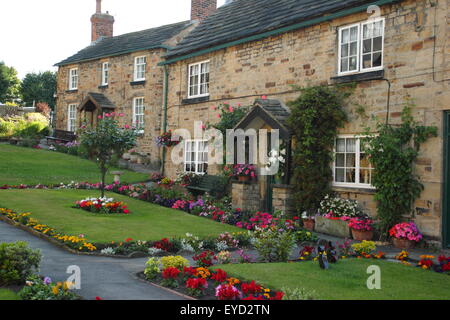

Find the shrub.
xmin=351 ymin=240 xmax=376 ymax=256
xmin=281 ymin=287 xmax=318 ymax=300
xmin=144 ymin=257 xmax=161 ymax=280
xmin=160 ymin=256 xmax=190 ymax=270
xmin=319 ymin=195 xmax=365 ymax=218
xmin=0 ymin=242 xmax=41 ymax=285
xmin=253 ymin=228 xmax=296 ymax=262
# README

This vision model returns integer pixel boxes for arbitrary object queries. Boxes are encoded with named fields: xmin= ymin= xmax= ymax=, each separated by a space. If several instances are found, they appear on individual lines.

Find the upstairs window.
xmin=133 ymin=97 xmax=145 ymax=131
xmin=67 ymin=104 xmax=77 ymax=132
xmin=184 ymin=140 xmax=208 ymax=175
xmin=333 ymin=136 xmax=374 ymax=188
xmin=69 ymin=68 xmax=78 ymax=90
xmin=102 ymin=62 xmax=109 ymax=86
xmin=338 ymin=18 xmax=384 ymax=75
xmin=134 ymin=56 xmax=146 ymax=81
xmin=188 ymin=61 xmax=210 ymax=98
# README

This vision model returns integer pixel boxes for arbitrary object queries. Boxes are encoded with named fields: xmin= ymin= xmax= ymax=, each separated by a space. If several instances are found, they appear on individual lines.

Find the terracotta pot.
xmin=392 ymin=238 xmax=416 ymax=249
xmin=303 ymin=219 xmax=315 ymax=231
xmin=351 ymin=229 xmax=374 ymax=241
xmin=238 ymin=176 xmax=250 ymax=182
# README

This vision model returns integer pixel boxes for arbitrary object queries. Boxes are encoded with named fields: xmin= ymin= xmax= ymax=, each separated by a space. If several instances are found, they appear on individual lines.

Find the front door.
xmin=443 ymin=111 xmax=450 ymax=248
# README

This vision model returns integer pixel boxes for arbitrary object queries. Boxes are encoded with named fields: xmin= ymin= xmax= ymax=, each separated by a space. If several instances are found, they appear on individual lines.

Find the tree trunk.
xmin=100 ymin=164 xmax=107 ymax=198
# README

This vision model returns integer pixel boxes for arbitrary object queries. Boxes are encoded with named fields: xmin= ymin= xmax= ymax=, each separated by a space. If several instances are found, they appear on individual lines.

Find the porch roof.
xmin=80 ymin=93 xmax=116 ymax=112
xmin=234 ymin=99 xmax=291 ymax=139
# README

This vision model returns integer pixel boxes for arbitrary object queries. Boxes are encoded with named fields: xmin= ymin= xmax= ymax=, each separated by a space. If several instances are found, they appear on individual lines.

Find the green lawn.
xmin=0 ymin=144 xmax=148 ymax=185
xmin=0 ymin=289 xmax=20 ymax=300
xmin=0 ymin=189 xmax=241 ymax=242
xmin=215 ymin=260 xmax=450 ymax=300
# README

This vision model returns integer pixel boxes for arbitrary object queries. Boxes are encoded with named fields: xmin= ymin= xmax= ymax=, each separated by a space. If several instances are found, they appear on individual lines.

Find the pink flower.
xmin=124 ymin=124 xmax=130 ymax=129
xmin=119 ymin=113 xmax=125 ymax=117
xmin=105 ymin=113 xmax=110 ymax=117
xmin=262 ymin=95 xmax=267 ymax=100
xmin=98 ymin=115 xmax=103 ymax=119
xmin=229 ymin=106 xmax=234 ymax=112
xmin=217 ymin=114 xmax=221 ymax=119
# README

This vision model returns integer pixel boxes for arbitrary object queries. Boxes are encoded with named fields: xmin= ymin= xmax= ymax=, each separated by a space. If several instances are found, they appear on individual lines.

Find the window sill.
xmin=181 ymin=96 xmax=210 ymax=105
xmin=331 ymin=70 xmax=384 ymax=84
xmin=332 ymin=185 xmax=376 ymax=194
xmin=98 ymin=85 xmax=108 ymax=89
xmin=130 ymin=80 xmax=146 ymax=86
xmin=65 ymin=89 xmax=78 ymax=93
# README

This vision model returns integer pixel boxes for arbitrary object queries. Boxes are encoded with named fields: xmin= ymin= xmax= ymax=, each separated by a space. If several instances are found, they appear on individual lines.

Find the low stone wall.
xmin=231 ymin=181 xmax=260 ymax=212
xmin=272 ymin=184 xmax=295 ymax=216
xmin=315 ymin=216 xmax=352 ymax=238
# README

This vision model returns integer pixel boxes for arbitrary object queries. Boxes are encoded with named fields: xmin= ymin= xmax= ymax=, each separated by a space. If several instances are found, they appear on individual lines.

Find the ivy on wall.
xmin=364 ymin=102 xmax=438 ymax=237
xmin=287 ymin=85 xmax=352 ymax=215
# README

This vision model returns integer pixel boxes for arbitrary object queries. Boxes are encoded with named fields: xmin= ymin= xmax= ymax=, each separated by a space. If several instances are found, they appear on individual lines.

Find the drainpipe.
xmin=161 ymin=65 xmax=169 ymax=176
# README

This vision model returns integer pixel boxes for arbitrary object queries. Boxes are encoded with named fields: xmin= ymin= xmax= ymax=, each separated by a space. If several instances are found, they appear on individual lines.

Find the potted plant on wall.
xmin=301 ymin=211 xmax=315 ymax=231
xmin=233 ymin=164 xmax=256 ymax=182
xmin=348 ymin=217 xmax=374 ymax=241
xmin=389 ymin=222 xmax=423 ymax=249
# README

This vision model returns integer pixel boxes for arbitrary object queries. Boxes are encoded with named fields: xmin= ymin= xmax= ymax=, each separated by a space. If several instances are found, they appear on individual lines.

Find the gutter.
xmin=159 ymin=0 xmax=401 ymax=66
xmin=161 ymin=65 xmax=169 ymax=176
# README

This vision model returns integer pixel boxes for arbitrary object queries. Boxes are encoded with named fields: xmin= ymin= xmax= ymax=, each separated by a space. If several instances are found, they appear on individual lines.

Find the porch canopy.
xmin=234 ymin=98 xmax=291 ymax=139
xmin=79 ymin=92 xmax=116 ymax=113
xmin=233 ymin=98 xmax=293 ymax=184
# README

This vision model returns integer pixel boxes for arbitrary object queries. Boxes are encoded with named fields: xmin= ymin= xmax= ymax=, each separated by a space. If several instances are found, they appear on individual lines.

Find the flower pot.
xmin=392 ymin=238 xmax=416 ymax=249
xmin=303 ymin=219 xmax=315 ymax=231
xmin=351 ymin=229 xmax=374 ymax=241
xmin=238 ymin=176 xmax=250 ymax=182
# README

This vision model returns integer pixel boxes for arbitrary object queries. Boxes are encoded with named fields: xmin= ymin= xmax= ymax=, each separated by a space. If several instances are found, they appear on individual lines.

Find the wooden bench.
xmin=46 ymin=129 xmax=77 ymax=145
xmin=187 ymin=175 xmax=226 ymax=196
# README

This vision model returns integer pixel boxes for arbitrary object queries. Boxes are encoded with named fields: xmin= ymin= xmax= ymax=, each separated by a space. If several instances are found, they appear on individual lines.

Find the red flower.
xmin=241 ymin=280 xmax=262 ymax=295
xmin=183 ymin=266 xmax=198 ymax=276
xmin=95 ymin=296 xmax=103 ymax=300
xmin=270 ymin=291 xmax=285 ymax=300
xmin=186 ymin=278 xmax=207 ymax=290
xmin=162 ymin=267 xmax=180 ymax=279
xmin=125 ymin=238 xmax=133 ymax=242
xmin=211 ymin=269 xmax=228 ymax=283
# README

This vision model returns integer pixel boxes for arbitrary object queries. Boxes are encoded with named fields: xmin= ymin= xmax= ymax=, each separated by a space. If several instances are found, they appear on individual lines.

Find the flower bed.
xmin=140 ymin=256 xmax=284 ymax=300
xmin=0 ymin=208 xmax=97 ymax=252
xmin=74 ymin=197 xmax=130 ymax=215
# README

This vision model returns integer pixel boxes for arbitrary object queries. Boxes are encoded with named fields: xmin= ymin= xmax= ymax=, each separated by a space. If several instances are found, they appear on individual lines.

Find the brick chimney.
xmin=191 ymin=0 xmax=217 ymax=21
xmin=91 ymin=0 xmax=114 ymax=42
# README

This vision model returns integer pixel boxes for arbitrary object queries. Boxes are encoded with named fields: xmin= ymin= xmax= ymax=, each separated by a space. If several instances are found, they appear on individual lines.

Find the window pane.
xmin=373 ymin=37 xmax=382 ymax=51
xmin=350 ymin=26 xmax=358 ymax=41
xmin=336 ymin=153 xmax=345 ymax=167
xmin=350 ymin=42 xmax=358 ymax=56
xmin=349 ymin=57 xmax=357 ymax=71
xmin=346 ymin=153 xmax=356 ymax=167
xmin=342 ymin=29 xmax=349 ymax=43
xmin=336 ymin=139 xmax=346 ymax=152
xmin=346 ymin=139 xmax=356 ymax=152
xmin=340 ymin=59 xmax=348 ymax=73
xmin=360 ymin=169 xmax=372 ymax=185
xmin=363 ymin=39 xmax=372 ymax=54
xmin=345 ymin=169 xmax=356 ymax=183
xmin=341 ymin=44 xmax=349 ymax=57
xmin=335 ymin=168 xmax=345 ymax=182
xmin=373 ymin=52 xmax=382 ymax=67
xmin=363 ymin=54 xmax=372 ymax=68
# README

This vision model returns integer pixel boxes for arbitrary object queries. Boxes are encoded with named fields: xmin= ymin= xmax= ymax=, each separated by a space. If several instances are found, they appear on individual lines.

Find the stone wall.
xmin=55 ymin=48 xmax=167 ymax=166
xmin=272 ymin=185 xmax=295 ymax=216
xmin=231 ymin=182 xmax=260 ymax=212
xmin=164 ymin=0 xmax=450 ymax=240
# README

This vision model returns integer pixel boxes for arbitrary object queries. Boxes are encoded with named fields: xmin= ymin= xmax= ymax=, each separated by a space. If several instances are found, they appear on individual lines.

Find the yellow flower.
xmin=52 ymin=286 xmax=59 ymax=295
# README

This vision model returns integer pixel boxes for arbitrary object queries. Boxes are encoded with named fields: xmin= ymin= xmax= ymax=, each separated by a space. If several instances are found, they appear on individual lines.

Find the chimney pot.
xmin=96 ymin=0 xmax=101 ymax=13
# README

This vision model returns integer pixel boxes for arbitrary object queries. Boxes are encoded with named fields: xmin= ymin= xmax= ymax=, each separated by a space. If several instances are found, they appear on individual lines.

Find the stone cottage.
xmin=159 ymin=0 xmax=450 ymax=246
xmin=53 ymin=0 xmax=213 ymax=166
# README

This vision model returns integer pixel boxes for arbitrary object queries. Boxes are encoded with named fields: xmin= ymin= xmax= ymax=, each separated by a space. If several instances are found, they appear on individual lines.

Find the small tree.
xmin=79 ymin=113 xmax=138 ymax=197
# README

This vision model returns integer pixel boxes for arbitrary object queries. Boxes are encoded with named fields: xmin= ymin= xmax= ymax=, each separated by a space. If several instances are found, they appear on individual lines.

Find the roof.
xmin=55 ymin=20 xmax=193 ymax=66
xmin=165 ymin=0 xmax=395 ymax=61
xmin=80 ymin=93 xmax=115 ymax=111
xmin=235 ymin=99 xmax=291 ymax=139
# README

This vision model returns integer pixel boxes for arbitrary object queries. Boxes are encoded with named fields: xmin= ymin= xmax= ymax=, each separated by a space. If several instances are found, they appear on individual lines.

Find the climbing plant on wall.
xmin=364 ymin=102 xmax=437 ymax=238
xmin=287 ymin=85 xmax=351 ymax=216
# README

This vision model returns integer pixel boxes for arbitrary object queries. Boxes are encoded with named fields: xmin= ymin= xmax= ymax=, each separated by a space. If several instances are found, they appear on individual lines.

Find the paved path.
xmin=0 ymin=221 xmax=184 ymax=300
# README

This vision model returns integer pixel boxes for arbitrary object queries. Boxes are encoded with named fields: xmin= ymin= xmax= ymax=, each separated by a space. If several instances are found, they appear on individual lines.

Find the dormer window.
xmin=134 ymin=56 xmax=146 ymax=81
xmin=69 ymin=68 xmax=78 ymax=90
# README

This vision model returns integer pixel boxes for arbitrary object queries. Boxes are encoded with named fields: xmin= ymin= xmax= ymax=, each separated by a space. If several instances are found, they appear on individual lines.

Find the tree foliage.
xmin=364 ymin=102 xmax=437 ymax=237
xmin=0 ymin=62 xmax=21 ymax=103
xmin=79 ymin=113 xmax=138 ymax=197
xmin=20 ymin=71 xmax=57 ymax=109
xmin=287 ymin=85 xmax=351 ymax=215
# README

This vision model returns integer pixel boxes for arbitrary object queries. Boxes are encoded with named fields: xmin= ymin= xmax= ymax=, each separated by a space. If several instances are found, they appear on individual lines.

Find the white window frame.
xmin=69 ymin=68 xmax=78 ymax=90
xmin=67 ymin=104 xmax=77 ymax=132
xmin=133 ymin=56 xmax=147 ymax=81
xmin=337 ymin=18 xmax=385 ymax=75
xmin=188 ymin=60 xmax=210 ymax=99
xmin=184 ymin=140 xmax=208 ymax=175
xmin=101 ymin=62 xmax=109 ymax=86
xmin=133 ymin=97 xmax=145 ymax=133
xmin=332 ymin=135 xmax=375 ymax=189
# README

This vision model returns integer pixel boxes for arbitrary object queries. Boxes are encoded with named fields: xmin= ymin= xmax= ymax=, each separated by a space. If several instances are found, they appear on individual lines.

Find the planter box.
xmin=315 ymin=216 xmax=351 ymax=238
